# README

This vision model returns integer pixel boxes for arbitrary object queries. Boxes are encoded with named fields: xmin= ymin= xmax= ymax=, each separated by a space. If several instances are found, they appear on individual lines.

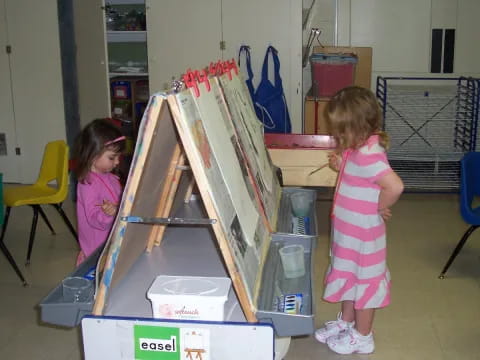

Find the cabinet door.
xmin=74 ymin=0 xmax=111 ymax=128
xmin=0 ymin=0 xmax=21 ymax=182
xmin=350 ymin=0 xmax=431 ymax=73
xmin=4 ymin=0 xmax=67 ymax=184
xmin=222 ymin=0 xmax=302 ymax=132
xmin=146 ymin=0 xmax=222 ymax=92
xmin=455 ymin=0 xmax=480 ymax=74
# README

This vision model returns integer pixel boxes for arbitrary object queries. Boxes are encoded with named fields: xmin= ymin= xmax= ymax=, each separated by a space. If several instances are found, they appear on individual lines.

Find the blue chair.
xmin=0 ymin=173 xmax=28 ymax=286
xmin=439 ymin=152 xmax=480 ymax=279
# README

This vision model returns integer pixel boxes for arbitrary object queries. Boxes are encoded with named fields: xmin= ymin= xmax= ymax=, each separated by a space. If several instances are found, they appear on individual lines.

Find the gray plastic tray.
xmin=38 ymin=248 xmax=101 ymax=327
xmin=276 ymin=187 xmax=318 ymax=236
xmin=256 ymin=233 xmax=315 ymax=337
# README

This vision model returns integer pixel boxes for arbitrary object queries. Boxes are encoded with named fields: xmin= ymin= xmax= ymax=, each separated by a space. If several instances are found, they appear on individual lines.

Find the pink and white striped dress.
xmin=323 ymin=135 xmax=393 ymax=309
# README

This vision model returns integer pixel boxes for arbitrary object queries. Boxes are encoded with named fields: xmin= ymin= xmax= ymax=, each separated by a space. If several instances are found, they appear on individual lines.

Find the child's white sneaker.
xmin=326 ymin=327 xmax=375 ymax=354
xmin=314 ymin=312 xmax=354 ymax=344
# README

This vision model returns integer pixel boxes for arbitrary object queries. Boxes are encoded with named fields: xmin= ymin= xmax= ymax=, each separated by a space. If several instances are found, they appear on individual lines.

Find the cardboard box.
xmin=312 ymin=46 xmax=372 ymax=89
xmin=304 ymin=97 xmax=330 ymax=135
xmin=147 ymin=275 xmax=231 ymax=321
xmin=268 ymin=148 xmax=337 ymax=187
xmin=264 ymin=134 xmax=337 ymax=187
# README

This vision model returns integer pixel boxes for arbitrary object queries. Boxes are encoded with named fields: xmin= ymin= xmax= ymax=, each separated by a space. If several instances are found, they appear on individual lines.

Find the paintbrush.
xmin=308 ymin=162 xmax=329 ymax=176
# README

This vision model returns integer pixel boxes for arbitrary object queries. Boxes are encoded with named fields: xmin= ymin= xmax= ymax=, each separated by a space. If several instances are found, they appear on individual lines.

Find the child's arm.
xmin=78 ymin=184 xmax=116 ymax=230
xmin=376 ymin=170 xmax=404 ymax=219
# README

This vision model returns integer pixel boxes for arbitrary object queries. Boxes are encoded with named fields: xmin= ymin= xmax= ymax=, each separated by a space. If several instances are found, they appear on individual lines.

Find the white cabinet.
xmin=338 ymin=0 xmax=480 ymax=77
xmin=74 ymin=0 xmax=149 ymax=129
xmin=146 ymin=0 xmax=222 ymax=92
xmin=0 ymin=0 xmax=66 ymax=184
xmin=75 ymin=0 xmax=303 ymax=132
xmin=147 ymin=0 xmax=302 ymax=132
xmin=350 ymin=0 xmax=431 ymax=73
xmin=455 ymin=0 xmax=480 ymax=75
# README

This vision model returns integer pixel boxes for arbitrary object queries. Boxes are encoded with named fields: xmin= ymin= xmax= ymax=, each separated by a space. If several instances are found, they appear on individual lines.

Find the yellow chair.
xmin=0 ymin=140 xmax=77 ymax=267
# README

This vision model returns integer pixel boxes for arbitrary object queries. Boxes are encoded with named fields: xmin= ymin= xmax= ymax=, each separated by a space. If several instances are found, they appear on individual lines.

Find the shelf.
xmin=107 ymin=30 xmax=146 ymax=43
xmin=105 ymin=0 xmax=144 ymax=5
xmin=109 ymin=72 xmax=148 ymax=77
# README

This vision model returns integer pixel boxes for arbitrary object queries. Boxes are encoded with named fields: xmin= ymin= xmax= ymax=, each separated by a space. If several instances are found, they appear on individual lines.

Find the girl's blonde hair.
xmin=325 ymin=86 xmax=389 ymax=151
xmin=73 ymin=118 xmax=125 ymax=182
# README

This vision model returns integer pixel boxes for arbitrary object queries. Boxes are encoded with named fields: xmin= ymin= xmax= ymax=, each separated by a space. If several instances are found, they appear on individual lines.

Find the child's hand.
xmin=328 ymin=152 xmax=342 ymax=172
xmin=101 ymin=200 xmax=118 ymax=216
xmin=379 ymin=207 xmax=392 ymax=221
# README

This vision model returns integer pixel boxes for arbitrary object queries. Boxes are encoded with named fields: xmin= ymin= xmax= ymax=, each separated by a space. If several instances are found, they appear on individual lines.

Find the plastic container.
xmin=62 ymin=277 xmax=94 ymax=303
xmin=279 ymin=244 xmax=305 ymax=279
xmin=290 ymin=192 xmax=313 ymax=217
xmin=310 ymin=53 xmax=357 ymax=97
xmin=147 ymin=275 xmax=231 ymax=321
xmin=111 ymin=80 xmax=132 ymax=99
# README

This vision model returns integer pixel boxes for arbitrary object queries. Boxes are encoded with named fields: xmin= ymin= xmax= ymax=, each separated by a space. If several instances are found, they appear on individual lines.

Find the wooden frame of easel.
xmin=92 ymin=65 xmax=282 ymax=324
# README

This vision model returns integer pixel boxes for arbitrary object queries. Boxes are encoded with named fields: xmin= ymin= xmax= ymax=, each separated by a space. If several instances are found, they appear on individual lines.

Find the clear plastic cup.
xmin=290 ymin=192 xmax=312 ymax=217
xmin=62 ymin=276 xmax=93 ymax=303
xmin=279 ymin=244 xmax=305 ymax=279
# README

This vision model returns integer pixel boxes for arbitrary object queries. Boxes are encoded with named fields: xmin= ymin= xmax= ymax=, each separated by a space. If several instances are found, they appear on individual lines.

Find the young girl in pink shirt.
xmin=315 ymin=87 xmax=404 ymax=354
xmin=73 ymin=119 xmax=125 ymax=265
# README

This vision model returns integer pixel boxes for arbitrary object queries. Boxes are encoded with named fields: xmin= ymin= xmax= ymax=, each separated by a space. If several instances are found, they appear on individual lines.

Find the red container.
xmin=310 ymin=54 xmax=357 ymax=97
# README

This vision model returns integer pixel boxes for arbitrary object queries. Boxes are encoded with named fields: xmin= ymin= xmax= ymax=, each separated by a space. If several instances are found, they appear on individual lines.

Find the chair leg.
xmin=0 ymin=206 xmax=11 ymax=244
xmin=52 ymin=203 xmax=78 ymax=242
xmin=0 ymin=241 xmax=28 ymax=286
xmin=35 ymin=205 xmax=55 ymax=235
xmin=26 ymin=206 xmax=40 ymax=265
xmin=0 ymin=207 xmax=28 ymax=286
xmin=439 ymin=225 xmax=478 ymax=279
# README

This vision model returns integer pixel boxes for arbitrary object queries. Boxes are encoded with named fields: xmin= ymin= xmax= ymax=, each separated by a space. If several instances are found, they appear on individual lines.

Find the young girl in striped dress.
xmin=315 ymin=87 xmax=404 ymax=354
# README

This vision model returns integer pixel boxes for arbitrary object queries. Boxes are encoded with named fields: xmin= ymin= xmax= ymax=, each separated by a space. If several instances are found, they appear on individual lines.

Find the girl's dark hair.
xmin=73 ymin=118 xmax=126 ymax=182
xmin=325 ymin=86 xmax=389 ymax=151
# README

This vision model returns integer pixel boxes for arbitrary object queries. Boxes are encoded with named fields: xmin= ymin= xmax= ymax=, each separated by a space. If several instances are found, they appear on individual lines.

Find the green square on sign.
xmin=134 ymin=325 xmax=180 ymax=360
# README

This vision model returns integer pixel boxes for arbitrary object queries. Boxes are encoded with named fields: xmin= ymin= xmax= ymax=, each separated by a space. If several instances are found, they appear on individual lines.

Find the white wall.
xmin=1 ymin=0 xmax=66 ymax=184
xmin=335 ymin=0 xmax=480 ymax=88
xmin=148 ymin=0 xmax=303 ymax=133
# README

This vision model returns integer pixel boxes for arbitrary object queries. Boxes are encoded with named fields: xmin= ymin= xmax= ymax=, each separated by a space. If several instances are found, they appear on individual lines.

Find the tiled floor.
xmin=1 ymin=193 xmax=479 ymax=359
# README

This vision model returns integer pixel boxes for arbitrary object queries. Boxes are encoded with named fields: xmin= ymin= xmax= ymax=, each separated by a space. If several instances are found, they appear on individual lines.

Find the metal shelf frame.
xmin=376 ymin=76 xmax=480 ymax=191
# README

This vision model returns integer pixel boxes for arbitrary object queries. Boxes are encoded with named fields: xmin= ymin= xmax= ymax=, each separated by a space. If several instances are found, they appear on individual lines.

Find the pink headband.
xmin=105 ymin=136 xmax=126 ymax=146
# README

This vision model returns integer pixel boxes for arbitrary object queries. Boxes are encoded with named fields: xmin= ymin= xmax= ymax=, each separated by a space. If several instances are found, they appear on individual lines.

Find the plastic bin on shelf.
xmin=310 ymin=53 xmax=357 ymax=97
xmin=38 ymin=247 xmax=102 ymax=327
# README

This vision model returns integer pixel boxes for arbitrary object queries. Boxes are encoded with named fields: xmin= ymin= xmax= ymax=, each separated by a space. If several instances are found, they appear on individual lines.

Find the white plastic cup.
xmin=62 ymin=276 xmax=93 ymax=303
xmin=279 ymin=244 xmax=305 ymax=279
xmin=290 ymin=192 xmax=312 ymax=217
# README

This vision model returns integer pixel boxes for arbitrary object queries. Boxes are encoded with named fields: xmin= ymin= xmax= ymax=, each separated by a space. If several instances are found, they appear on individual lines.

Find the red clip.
xmin=182 ymin=69 xmax=199 ymax=98
xmin=209 ymin=62 xmax=219 ymax=76
xmin=216 ymin=60 xmax=224 ymax=75
xmin=228 ymin=58 xmax=238 ymax=75
xmin=197 ymin=69 xmax=211 ymax=92
xmin=222 ymin=61 xmax=232 ymax=80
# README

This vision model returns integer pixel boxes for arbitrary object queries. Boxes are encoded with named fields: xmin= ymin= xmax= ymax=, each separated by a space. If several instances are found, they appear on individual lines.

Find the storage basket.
xmin=310 ymin=53 xmax=357 ymax=97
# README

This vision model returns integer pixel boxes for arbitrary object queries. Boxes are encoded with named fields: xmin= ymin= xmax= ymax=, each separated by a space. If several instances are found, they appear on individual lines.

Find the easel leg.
xmin=145 ymin=144 xmax=184 ymax=252
xmin=184 ymin=177 xmax=196 ymax=203
xmin=153 ymin=153 xmax=186 ymax=247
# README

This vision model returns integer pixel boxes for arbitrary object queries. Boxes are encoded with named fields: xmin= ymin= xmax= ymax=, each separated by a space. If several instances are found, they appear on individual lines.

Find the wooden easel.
xmin=93 ymin=62 xmax=281 ymax=325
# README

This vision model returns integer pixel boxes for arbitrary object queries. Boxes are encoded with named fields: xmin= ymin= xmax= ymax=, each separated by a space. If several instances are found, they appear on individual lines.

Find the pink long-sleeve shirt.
xmin=76 ymin=172 xmax=122 ymax=259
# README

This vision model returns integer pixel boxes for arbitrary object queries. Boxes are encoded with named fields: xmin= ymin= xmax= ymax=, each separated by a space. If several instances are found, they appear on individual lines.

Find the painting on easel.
xmin=216 ymin=72 xmax=282 ymax=231
xmin=168 ymin=88 xmax=263 ymax=311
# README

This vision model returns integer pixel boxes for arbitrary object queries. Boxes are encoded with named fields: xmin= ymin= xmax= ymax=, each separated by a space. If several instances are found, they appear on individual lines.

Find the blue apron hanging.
xmin=254 ymin=46 xmax=291 ymax=133
xmin=238 ymin=46 xmax=257 ymax=109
